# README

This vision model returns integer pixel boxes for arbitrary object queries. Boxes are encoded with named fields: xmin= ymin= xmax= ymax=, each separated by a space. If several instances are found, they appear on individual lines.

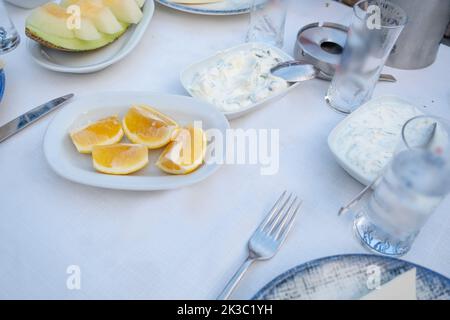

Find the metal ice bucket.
xmin=387 ymin=0 xmax=450 ymax=69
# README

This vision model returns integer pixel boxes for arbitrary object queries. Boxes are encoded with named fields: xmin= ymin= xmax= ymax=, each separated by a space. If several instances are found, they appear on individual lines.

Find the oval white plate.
xmin=44 ymin=91 xmax=230 ymax=191
xmin=327 ymin=96 xmax=424 ymax=186
xmin=156 ymin=0 xmax=253 ymax=15
xmin=180 ymin=42 xmax=300 ymax=120
xmin=27 ymin=1 xmax=154 ymax=74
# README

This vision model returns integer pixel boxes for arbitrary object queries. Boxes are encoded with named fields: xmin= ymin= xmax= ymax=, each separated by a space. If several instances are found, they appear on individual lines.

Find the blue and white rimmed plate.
xmin=253 ymin=254 xmax=450 ymax=300
xmin=44 ymin=91 xmax=230 ymax=191
xmin=0 ymin=68 xmax=5 ymax=103
xmin=156 ymin=0 xmax=253 ymax=15
xmin=27 ymin=1 xmax=154 ymax=74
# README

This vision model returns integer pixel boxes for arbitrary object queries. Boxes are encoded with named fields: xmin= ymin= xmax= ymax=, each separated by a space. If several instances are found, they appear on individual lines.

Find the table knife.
xmin=0 ymin=94 xmax=74 ymax=143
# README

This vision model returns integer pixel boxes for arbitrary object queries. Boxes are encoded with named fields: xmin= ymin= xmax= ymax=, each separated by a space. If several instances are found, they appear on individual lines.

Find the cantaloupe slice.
xmin=135 ymin=0 xmax=146 ymax=8
xmin=25 ymin=0 xmax=145 ymax=52
xmin=26 ymin=3 xmax=75 ymax=39
xmin=74 ymin=18 xmax=102 ymax=40
xmin=62 ymin=0 xmax=124 ymax=35
xmin=102 ymin=0 xmax=143 ymax=24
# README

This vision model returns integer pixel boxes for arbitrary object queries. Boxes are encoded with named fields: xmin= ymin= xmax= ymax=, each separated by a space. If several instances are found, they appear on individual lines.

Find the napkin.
xmin=361 ymin=268 xmax=417 ymax=300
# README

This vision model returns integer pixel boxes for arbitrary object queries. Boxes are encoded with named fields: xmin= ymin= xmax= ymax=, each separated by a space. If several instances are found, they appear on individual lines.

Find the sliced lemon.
xmin=156 ymin=126 xmax=207 ymax=175
xmin=70 ymin=116 xmax=123 ymax=153
xmin=122 ymin=105 xmax=178 ymax=149
xmin=92 ymin=143 xmax=149 ymax=175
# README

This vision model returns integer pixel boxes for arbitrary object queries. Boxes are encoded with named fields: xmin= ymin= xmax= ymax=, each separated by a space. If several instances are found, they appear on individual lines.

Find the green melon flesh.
xmin=61 ymin=0 xmax=125 ymax=35
xmin=25 ymin=0 xmax=145 ymax=52
xmin=26 ymin=24 xmax=127 ymax=52
xmin=102 ymin=0 xmax=143 ymax=24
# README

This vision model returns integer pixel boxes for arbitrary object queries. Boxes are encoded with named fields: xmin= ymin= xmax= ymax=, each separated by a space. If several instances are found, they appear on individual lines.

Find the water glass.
xmin=0 ymin=0 xmax=20 ymax=54
xmin=246 ymin=0 xmax=289 ymax=48
xmin=325 ymin=0 xmax=407 ymax=114
xmin=353 ymin=116 xmax=450 ymax=256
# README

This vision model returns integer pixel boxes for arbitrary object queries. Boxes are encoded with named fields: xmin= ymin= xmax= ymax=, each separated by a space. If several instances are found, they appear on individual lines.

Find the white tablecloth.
xmin=0 ymin=0 xmax=449 ymax=299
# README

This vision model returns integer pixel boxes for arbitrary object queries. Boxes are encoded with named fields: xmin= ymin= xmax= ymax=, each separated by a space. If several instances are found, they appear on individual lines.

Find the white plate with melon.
xmin=26 ymin=0 xmax=154 ymax=73
xmin=156 ymin=0 xmax=253 ymax=16
xmin=44 ymin=91 xmax=230 ymax=190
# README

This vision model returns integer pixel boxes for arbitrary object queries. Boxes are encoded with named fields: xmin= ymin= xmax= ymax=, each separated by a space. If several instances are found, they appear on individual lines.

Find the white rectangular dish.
xmin=180 ymin=42 xmax=300 ymax=120
xmin=328 ymin=96 xmax=424 ymax=186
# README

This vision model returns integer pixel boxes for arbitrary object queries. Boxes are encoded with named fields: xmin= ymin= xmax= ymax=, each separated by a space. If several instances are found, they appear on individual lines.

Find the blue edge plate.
xmin=253 ymin=254 xmax=450 ymax=300
xmin=156 ymin=0 xmax=250 ymax=15
xmin=0 ymin=69 xmax=4 ymax=103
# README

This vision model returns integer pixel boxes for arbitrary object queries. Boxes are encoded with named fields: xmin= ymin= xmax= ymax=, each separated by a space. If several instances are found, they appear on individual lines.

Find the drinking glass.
xmin=0 ymin=0 xmax=20 ymax=54
xmin=246 ymin=0 xmax=289 ymax=48
xmin=325 ymin=0 xmax=407 ymax=114
xmin=353 ymin=116 xmax=450 ymax=256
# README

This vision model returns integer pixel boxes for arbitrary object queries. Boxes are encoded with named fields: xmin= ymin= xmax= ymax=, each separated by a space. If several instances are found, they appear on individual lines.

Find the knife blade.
xmin=0 ymin=94 xmax=74 ymax=143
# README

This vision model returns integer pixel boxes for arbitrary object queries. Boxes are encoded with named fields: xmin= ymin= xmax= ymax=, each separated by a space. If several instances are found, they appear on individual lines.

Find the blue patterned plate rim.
xmin=252 ymin=253 xmax=450 ymax=300
xmin=0 ymin=69 xmax=5 ymax=103
xmin=156 ymin=0 xmax=251 ymax=15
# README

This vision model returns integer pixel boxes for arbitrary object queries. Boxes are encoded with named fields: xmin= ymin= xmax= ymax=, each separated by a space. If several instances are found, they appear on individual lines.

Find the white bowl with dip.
xmin=328 ymin=96 xmax=424 ymax=186
xmin=180 ymin=43 xmax=300 ymax=120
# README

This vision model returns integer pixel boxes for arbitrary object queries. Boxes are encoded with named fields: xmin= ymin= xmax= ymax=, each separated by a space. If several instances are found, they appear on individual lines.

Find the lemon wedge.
xmin=123 ymin=105 xmax=178 ymax=149
xmin=70 ymin=116 xmax=123 ymax=153
xmin=156 ymin=126 xmax=207 ymax=175
xmin=92 ymin=143 xmax=149 ymax=175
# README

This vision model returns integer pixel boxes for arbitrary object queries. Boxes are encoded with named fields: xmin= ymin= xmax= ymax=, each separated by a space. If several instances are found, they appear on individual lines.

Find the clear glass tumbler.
xmin=0 ymin=0 xmax=20 ymax=54
xmin=325 ymin=0 xmax=407 ymax=114
xmin=246 ymin=0 xmax=289 ymax=48
xmin=353 ymin=116 xmax=450 ymax=256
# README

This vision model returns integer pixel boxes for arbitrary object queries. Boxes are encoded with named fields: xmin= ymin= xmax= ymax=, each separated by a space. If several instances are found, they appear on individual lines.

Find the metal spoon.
xmin=271 ymin=60 xmax=396 ymax=83
xmin=270 ymin=61 xmax=319 ymax=84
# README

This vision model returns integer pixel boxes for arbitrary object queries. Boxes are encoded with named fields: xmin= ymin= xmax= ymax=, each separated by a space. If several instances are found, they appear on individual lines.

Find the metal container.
xmin=387 ymin=0 xmax=450 ymax=70
xmin=294 ymin=22 xmax=348 ymax=75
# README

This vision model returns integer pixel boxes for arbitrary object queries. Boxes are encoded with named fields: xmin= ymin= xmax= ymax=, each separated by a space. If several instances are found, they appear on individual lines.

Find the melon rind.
xmin=26 ymin=23 xmax=128 ymax=52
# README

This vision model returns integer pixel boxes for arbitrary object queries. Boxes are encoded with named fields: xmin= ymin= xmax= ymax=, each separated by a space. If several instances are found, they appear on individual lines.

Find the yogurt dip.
xmin=188 ymin=47 xmax=288 ymax=112
xmin=331 ymin=99 xmax=423 ymax=182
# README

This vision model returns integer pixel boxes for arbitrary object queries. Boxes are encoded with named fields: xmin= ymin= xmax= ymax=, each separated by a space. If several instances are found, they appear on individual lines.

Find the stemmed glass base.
xmin=0 ymin=32 xmax=20 ymax=54
xmin=324 ymin=94 xmax=353 ymax=115
xmin=0 ymin=0 xmax=21 ymax=54
xmin=353 ymin=212 xmax=414 ymax=257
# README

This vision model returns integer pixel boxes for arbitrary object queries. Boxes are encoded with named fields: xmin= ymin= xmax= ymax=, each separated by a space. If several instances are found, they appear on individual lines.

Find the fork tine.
xmin=257 ymin=190 xmax=287 ymax=231
xmin=265 ymin=192 xmax=293 ymax=233
xmin=276 ymin=200 xmax=302 ymax=243
xmin=270 ymin=196 xmax=297 ymax=237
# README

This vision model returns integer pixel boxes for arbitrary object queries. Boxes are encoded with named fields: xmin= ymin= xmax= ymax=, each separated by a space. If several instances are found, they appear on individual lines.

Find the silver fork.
xmin=217 ymin=191 xmax=302 ymax=300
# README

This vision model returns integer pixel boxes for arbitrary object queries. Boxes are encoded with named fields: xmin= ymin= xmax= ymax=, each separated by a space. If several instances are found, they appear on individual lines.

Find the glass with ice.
xmin=246 ymin=0 xmax=289 ymax=48
xmin=353 ymin=116 xmax=450 ymax=256
xmin=0 ymin=0 xmax=20 ymax=54
xmin=325 ymin=0 xmax=407 ymax=114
